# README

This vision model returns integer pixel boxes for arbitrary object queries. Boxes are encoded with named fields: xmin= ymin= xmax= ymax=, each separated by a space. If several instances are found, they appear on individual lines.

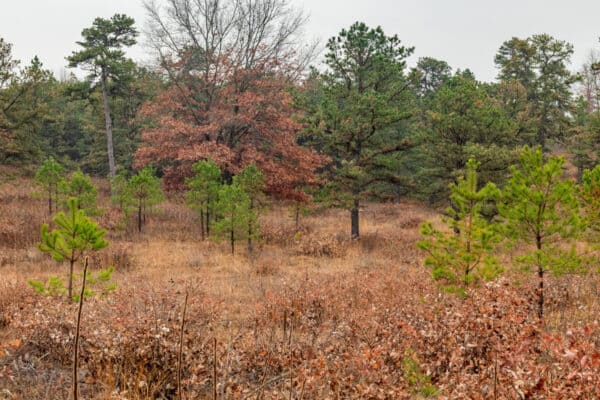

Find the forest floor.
xmin=1 ymin=177 xmax=599 ymax=399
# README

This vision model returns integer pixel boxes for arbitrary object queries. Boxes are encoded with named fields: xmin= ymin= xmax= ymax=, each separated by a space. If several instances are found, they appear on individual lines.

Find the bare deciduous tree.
xmin=144 ymin=0 xmax=318 ymax=85
xmin=579 ymin=49 xmax=600 ymax=114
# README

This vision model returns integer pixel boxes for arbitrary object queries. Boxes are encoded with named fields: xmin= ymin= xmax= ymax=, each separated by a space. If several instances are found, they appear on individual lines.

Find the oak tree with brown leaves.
xmin=135 ymin=0 xmax=326 ymax=199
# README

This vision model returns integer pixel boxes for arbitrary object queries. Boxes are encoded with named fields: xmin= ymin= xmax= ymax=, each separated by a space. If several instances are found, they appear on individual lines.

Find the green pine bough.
xmin=418 ymin=158 xmax=502 ymax=293
xmin=499 ymin=146 xmax=586 ymax=319
xmin=186 ymin=160 xmax=221 ymax=240
xmin=418 ymin=146 xmax=591 ymax=320
xmin=38 ymin=198 xmax=108 ymax=300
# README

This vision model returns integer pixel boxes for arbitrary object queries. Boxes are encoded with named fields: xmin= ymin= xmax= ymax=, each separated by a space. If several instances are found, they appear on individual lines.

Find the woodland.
xmin=1 ymin=0 xmax=600 ymax=399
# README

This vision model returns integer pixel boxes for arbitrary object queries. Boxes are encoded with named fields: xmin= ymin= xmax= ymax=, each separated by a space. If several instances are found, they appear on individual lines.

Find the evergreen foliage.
xmin=418 ymin=159 xmax=502 ymax=292
xmin=420 ymin=74 xmax=518 ymax=203
xmin=38 ymin=198 xmax=108 ymax=300
xmin=233 ymin=164 xmax=266 ymax=252
xmin=580 ymin=164 xmax=600 ymax=237
xmin=67 ymin=14 xmax=138 ymax=181
xmin=186 ymin=160 xmax=222 ymax=240
xmin=126 ymin=166 xmax=163 ymax=233
xmin=213 ymin=183 xmax=255 ymax=255
xmin=498 ymin=146 xmax=586 ymax=318
xmin=110 ymin=169 xmax=129 ymax=211
xmin=28 ymin=266 xmax=116 ymax=302
xmin=35 ymin=157 xmax=65 ymax=215
xmin=62 ymin=170 xmax=98 ymax=214
xmin=495 ymin=34 xmax=577 ymax=149
xmin=304 ymin=22 xmax=415 ymax=238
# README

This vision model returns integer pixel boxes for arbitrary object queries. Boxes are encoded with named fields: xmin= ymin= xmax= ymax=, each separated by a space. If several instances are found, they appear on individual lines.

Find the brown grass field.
xmin=1 ymin=177 xmax=600 ymax=399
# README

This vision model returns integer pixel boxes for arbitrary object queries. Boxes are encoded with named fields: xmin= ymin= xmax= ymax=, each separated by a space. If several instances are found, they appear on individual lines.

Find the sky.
xmin=1 ymin=0 xmax=599 ymax=82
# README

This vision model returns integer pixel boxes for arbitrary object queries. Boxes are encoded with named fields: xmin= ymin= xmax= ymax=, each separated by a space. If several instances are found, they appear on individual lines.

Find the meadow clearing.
xmin=0 ymin=175 xmax=599 ymax=399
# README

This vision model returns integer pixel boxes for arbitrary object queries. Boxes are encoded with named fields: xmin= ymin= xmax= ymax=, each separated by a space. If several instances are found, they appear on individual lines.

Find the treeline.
xmin=1 ymin=0 xmax=600 ymax=238
xmin=0 ymin=15 xmax=159 ymax=175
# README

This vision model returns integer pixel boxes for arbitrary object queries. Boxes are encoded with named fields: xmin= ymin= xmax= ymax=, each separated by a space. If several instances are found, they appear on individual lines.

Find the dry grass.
xmin=1 ymin=178 xmax=600 ymax=399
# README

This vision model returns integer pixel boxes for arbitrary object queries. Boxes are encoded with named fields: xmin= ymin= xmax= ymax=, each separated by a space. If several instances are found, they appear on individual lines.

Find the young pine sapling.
xmin=419 ymin=158 xmax=502 ymax=293
xmin=110 ymin=169 xmax=129 ymax=211
xmin=38 ymin=198 xmax=108 ymax=300
xmin=213 ymin=183 xmax=255 ymax=255
xmin=127 ymin=166 xmax=163 ymax=233
xmin=62 ymin=169 xmax=98 ymax=214
xmin=35 ymin=157 xmax=65 ymax=215
xmin=499 ymin=146 xmax=586 ymax=319
xmin=186 ymin=160 xmax=221 ymax=240
xmin=580 ymin=164 xmax=600 ymax=241
xmin=233 ymin=164 xmax=266 ymax=252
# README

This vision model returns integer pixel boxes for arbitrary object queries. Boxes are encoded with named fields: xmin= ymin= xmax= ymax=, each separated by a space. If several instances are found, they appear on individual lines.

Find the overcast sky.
xmin=1 ymin=0 xmax=599 ymax=82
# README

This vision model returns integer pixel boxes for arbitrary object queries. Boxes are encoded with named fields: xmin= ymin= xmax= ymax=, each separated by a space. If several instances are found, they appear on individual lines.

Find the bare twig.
xmin=177 ymin=291 xmax=189 ymax=400
xmin=72 ymin=257 xmax=88 ymax=400
xmin=289 ymin=368 xmax=293 ymax=400
xmin=298 ymin=379 xmax=306 ymax=400
xmin=213 ymin=337 xmax=218 ymax=400
xmin=242 ymin=372 xmax=291 ymax=400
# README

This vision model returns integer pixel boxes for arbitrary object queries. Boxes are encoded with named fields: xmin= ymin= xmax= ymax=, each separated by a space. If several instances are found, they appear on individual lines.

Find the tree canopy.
xmin=302 ymin=22 xmax=415 ymax=238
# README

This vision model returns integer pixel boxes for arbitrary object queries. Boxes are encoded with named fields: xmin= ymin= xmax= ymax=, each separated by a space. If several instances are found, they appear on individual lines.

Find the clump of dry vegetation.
xmin=1 ymin=179 xmax=600 ymax=399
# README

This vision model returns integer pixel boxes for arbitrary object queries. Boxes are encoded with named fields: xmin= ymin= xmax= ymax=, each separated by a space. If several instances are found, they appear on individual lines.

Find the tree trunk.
xmin=538 ymin=264 xmax=544 ymax=319
xmin=100 ymin=70 xmax=117 ymax=182
xmin=200 ymin=209 xmax=205 ymax=240
xmin=248 ymin=222 xmax=253 ymax=253
xmin=351 ymin=198 xmax=359 ymax=239
xmin=72 ymin=257 xmax=88 ymax=400
xmin=577 ymin=163 xmax=584 ymax=184
xmin=295 ymin=204 xmax=300 ymax=233
xmin=138 ymin=200 xmax=142 ymax=233
xmin=48 ymin=191 xmax=52 ymax=215
xmin=206 ymin=207 xmax=210 ymax=237
xmin=248 ymin=198 xmax=253 ymax=253
xmin=536 ymin=234 xmax=544 ymax=319
xmin=68 ymin=258 xmax=74 ymax=301
xmin=230 ymin=227 xmax=235 ymax=255
xmin=54 ymin=186 xmax=59 ymax=213
xmin=537 ymin=105 xmax=548 ymax=151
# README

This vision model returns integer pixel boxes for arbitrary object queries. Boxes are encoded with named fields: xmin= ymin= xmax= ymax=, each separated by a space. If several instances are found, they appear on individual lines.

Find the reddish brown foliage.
xmin=6 ymin=269 xmax=600 ymax=399
xmin=134 ymin=55 xmax=326 ymax=200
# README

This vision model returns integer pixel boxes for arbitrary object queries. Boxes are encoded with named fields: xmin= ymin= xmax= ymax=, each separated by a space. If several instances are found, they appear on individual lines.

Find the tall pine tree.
xmin=304 ymin=22 xmax=415 ymax=238
xmin=67 ymin=14 xmax=138 ymax=182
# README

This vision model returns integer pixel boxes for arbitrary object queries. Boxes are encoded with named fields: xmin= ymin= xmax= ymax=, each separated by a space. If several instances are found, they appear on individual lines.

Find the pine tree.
xmin=233 ymin=164 xmax=266 ymax=252
xmin=67 ymin=14 xmax=138 ymax=182
xmin=186 ymin=160 xmax=222 ymax=240
xmin=581 ymin=164 xmax=600 ymax=237
xmin=495 ymin=35 xmax=576 ymax=150
xmin=420 ymin=74 xmax=518 ymax=203
xmin=499 ymin=146 xmax=585 ymax=318
xmin=304 ymin=22 xmax=415 ymax=238
xmin=126 ymin=166 xmax=163 ymax=233
xmin=213 ymin=183 xmax=255 ymax=255
xmin=110 ymin=169 xmax=129 ymax=211
xmin=39 ymin=198 xmax=108 ymax=300
xmin=418 ymin=159 xmax=502 ymax=292
xmin=35 ymin=157 xmax=65 ymax=215
xmin=61 ymin=170 xmax=98 ymax=214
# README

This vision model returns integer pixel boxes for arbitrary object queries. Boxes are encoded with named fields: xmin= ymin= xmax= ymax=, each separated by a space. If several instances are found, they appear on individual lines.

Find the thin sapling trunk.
xmin=138 ymin=198 xmax=142 ymax=233
xmin=100 ymin=70 xmax=116 ymax=182
xmin=72 ymin=257 xmax=88 ymax=400
xmin=351 ymin=198 xmax=360 ymax=239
